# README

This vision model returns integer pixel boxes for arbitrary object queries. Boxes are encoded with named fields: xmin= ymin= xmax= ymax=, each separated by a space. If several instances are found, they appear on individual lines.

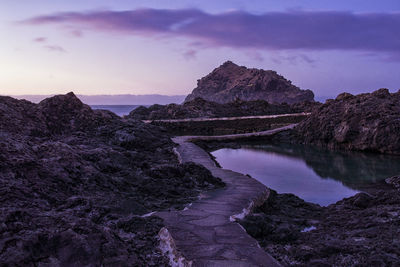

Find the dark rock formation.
xmin=128 ymin=97 xmax=318 ymax=120
xmin=185 ymin=61 xmax=314 ymax=104
xmin=240 ymin=181 xmax=400 ymax=266
xmin=295 ymin=88 xmax=400 ymax=154
xmin=386 ymin=175 xmax=400 ymax=190
xmin=150 ymin=115 xmax=308 ymax=136
xmin=0 ymin=93 xmax=224 ymax=266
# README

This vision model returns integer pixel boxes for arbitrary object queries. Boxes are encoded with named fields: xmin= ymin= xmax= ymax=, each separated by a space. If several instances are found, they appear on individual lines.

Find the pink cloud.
xmin=70 ymin=29 xmax=83 ymax=37
xmin=183 ymin=49 xmax=197 ymax=60
xmin=33 ymin=37 xmax=47 ymax=43
xmin=44 ymin=45 xmax=66 ymax=53
xmin=271 ymin=54 xmax=316 ymax=65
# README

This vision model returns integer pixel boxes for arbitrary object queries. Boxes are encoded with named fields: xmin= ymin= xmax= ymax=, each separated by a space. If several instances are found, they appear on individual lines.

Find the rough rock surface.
xmin=386 ymin=175 xmax=400 ymax=190
xmin=129 ymin=97 xmax=318 ymax=120
xmin=185 ymin=61 xmax=314 ymax=104
xmin=240 ymin=183 xmax=400 ymax=266
xmin=295 ymin=88 xmax=400 ymax=154
xmin=0 ymin=93 xmax=224 ymax=266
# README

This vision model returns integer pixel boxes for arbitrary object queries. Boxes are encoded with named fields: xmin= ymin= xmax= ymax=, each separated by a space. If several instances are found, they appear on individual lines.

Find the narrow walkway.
xmin=143 ymin=112 xmax=309 ymax=123
xmin=157 ymin=126 xmax=293 ymax=266
xmin=182 ymin=123 xmax=297 ymax=142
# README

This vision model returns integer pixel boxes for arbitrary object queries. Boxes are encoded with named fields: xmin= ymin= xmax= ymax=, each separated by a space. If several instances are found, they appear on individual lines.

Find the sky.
xmin=1 ymin=0 xmax=400 ymax=100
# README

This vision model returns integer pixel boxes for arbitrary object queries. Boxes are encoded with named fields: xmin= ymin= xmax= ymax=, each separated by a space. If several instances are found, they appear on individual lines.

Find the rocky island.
xmin=128 ymin=64 xmax=320 ymax=137
xmin=185 ymin=61 xmax=314 ymax=104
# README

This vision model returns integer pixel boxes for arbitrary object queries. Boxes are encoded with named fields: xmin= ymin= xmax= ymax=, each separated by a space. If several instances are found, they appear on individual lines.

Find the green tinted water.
xmin=211 ymin=144 xmax=400 ymax=206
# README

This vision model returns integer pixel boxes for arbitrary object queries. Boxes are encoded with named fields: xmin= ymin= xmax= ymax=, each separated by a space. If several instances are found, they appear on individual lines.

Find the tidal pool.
xmin=211 ymin=144 xmax=400 ymax=206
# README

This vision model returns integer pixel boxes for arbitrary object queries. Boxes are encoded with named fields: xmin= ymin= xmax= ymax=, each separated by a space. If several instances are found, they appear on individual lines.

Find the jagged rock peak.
xmin=219 ymin=60 xmax=241 ymax=69
xmin=39 ymin=91 xmax=83 ymax=107
xmin=185 ymin=61 xmax=314 ymax=104
xmin=221 ymin=60 xmax=236 ymax=66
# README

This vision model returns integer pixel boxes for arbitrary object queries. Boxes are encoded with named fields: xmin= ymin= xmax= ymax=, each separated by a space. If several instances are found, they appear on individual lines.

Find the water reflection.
xmin=211 ymin=144 xmax=400 ymax=206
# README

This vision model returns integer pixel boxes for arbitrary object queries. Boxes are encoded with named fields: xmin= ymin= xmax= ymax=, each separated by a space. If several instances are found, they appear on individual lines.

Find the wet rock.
xmin=239 ymin=190 xmax=322 ymax=246
xmin=240 ymin=184 xmax=400 ymax=266
xmin=185 ymin=61 xmax=314 ymax=104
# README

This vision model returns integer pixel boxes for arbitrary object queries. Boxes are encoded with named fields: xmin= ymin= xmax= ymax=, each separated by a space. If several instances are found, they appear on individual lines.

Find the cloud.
xmin=33 ymin=37 xmax=47 ymax=43
xmin=246 ymin=51 xmax=264 ymax=62
xmin=271 ymin=53 xmax=316 ymax=66
xmin=69 ymin=29 xmax=83 ymax=37
xmin=24 ymin=9 xmax=400 ymax=56
xmin=31 ymin=36 xmax=66 ymax=53
xmin=183 ymin=49 xmax=197 ymax=60
xmin=44 ymin=45 xmax=66 ymax=53
xmin=300 ymin=55 xmax=315 ymax=64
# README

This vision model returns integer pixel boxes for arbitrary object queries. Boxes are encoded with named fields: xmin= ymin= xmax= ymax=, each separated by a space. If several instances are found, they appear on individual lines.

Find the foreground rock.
xmin=129 ymin=97 xmax=318 ymax=120
xmin=240 ymin=180 xmax=400 ymax=266
xmin=295 ymin=88 xmax=400 ymax=154
xmin=0 ymin=93 xmax=224 ymax=266
xmin=185 ymin=61 xmax=314 ymax=104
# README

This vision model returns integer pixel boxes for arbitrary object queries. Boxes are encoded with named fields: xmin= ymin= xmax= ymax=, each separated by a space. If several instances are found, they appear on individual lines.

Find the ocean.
xmin=90 ymin=105 xmax=144 ymax=117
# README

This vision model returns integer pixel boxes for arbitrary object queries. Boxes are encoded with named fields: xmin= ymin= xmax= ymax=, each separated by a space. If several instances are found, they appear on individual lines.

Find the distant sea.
xmin=90 ymin=105 xmax=146 ymax=117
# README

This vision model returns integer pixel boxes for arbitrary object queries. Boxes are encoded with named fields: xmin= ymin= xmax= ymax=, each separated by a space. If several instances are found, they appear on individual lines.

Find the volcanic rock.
xmin=386 ymin=175 xmax=400 ymax=190
xmin=0 ymin=93 xmax=224 ymax=266
xmin=240 ymin=183 xmax=400 ymax=266
xmin=185 ymin=61 xmax=314 ymax=104
xmin=295 ymin=88 xmax=400 ymax=154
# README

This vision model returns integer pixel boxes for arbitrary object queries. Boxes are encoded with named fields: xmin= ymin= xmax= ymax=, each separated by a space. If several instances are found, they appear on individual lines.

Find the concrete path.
xmin=156 ymin=127 xmax=292 ymax=266
xmin=143 ymin=112 xmax=309 ymax=123
xmin=182 ymin=123 xmax=297 ymax=142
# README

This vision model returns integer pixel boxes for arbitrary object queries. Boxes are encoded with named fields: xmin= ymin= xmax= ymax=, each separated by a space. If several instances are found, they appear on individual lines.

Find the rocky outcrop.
xmin=0 ymin=93 xmax=224 ymax=266
xmin=295 ymin=88 xmax=400 ymax=154
xmin=185 ymin=61 xmax=314 ymax=104
xmin=128 ymin=97 xmax=318 ymax=120
xmin=240 ymin=183 xmax=400 ymax=266
xmin=386 ymin=175 xmax=400 ymax=190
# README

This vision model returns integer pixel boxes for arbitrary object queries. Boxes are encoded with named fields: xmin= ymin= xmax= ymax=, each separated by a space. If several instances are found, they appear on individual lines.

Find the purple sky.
xmin=1 ymin=0 xmax=400 ymax=100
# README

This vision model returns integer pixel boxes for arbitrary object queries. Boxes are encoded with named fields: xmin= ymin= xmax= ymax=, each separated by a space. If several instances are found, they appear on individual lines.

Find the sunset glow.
xmin=1 ymin=0 xmax=400 ymax=99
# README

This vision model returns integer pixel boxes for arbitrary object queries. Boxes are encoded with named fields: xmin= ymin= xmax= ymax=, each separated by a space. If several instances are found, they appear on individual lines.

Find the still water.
xmin=212 ymin=144 xmax=400 ymax=206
